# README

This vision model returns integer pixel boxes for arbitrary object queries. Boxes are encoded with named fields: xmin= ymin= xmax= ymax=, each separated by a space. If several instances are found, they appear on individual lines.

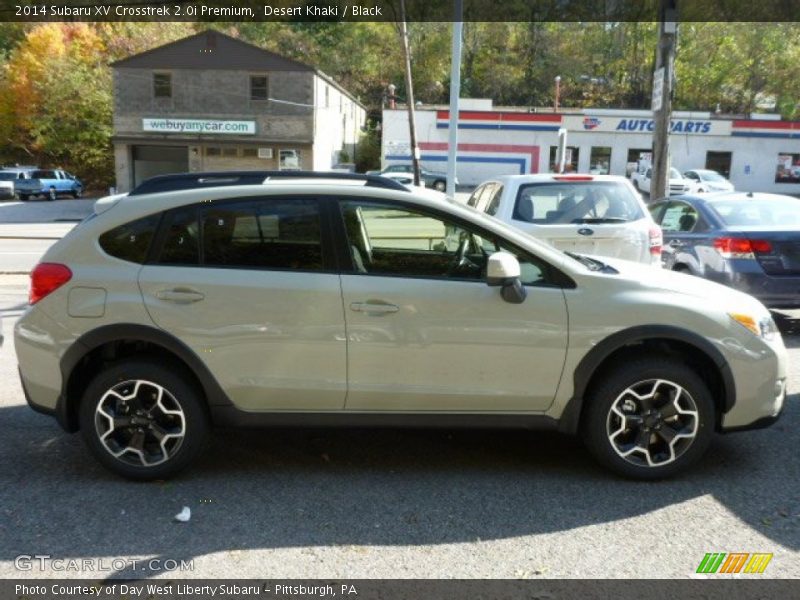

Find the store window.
xmin=153 ymin=72 xmax=172 ymax=99
xmin=626 ymin=148 xmax=651 ymax=176
xmin=549 ymin=146 xmax=579 ymax=173
xmin=706 ymin=151 xmax=732 ymax=179
xmin=775 ymin=153 xmax=800 ymax=184
xmin=250 ymin=75 xmax=268 ymax=101
xmin=589 ymin=147 xmax=612 ymax=174
xmin=222 ymin=147 xmax=238 ymax=158
xmin=205 ymin=147 xmax=221 ymax=157
xmin=242 ymin=148 xmax=258 ymax=158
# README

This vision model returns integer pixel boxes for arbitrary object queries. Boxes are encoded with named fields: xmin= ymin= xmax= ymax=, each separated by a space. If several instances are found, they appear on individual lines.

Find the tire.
xmin=18 ymin=194 xmax=28 ymax=202
xmin=673 ymin=265 xmax=692 ymax=275
xmin=633 ymin=180 xmax=640 ymax=191
xmin=582 ymin=358 xmax=714 ymax=479
xmin=48 ymin=187 xmax=56 ymax=201
xmin=433 ymin=180 xmax=446 ymax=192
xmin=79 ymin=360 xmax=209 ymax=480
xmin=72 ymin=187 xmax=82 ymax=199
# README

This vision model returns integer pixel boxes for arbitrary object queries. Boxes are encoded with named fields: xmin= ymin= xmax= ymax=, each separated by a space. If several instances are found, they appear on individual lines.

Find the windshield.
xmin=699 ymin=170 xmax=726 ymax=182
xmin=513 ymin=181 xmax=644 ymax=224
xmin=669 ymin=168 xmax=682 ymax=179
xmin=709 ymin=198 xmax=800 ymax=226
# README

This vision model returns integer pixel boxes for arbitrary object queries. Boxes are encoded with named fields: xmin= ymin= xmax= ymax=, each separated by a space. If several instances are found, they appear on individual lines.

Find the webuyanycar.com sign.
xmin=142 ymin=118 xmax=256 ymax=135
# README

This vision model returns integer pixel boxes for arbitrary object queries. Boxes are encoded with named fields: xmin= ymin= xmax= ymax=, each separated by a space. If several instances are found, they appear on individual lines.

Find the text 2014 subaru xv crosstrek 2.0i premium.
xmin=15 ymin=172 xmax=787 ymax=480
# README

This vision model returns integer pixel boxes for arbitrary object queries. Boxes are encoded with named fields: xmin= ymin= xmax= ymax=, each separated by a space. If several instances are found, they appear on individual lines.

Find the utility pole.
xmin=445 ymin=1 xmax=463 ymax=200
xmin=651 ymin=0 xmax=677 ymax=201
xmin=399 ymin=0 xmax=421 ymax=186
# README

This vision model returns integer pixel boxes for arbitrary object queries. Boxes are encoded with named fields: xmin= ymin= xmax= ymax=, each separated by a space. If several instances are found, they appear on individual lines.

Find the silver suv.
xmin=467 ymin=174 xmax=662 ymax=266
xmin=15 ymin=172 xmax=786 ymax=480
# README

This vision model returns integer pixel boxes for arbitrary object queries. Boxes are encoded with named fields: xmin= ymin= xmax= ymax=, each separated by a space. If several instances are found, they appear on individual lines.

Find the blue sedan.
xmin=649 ymin=192 xmax=800 ymax=308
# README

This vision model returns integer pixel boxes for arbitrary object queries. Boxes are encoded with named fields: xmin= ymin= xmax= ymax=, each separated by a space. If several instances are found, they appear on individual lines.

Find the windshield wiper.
xmin=564 ymin=251 xmax=618 ymax=273
xmin=572 ymin=217 xmax=629 ymax=224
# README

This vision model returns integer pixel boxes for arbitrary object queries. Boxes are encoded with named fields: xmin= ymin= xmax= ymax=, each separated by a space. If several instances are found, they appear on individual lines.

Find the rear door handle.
xmin=350 ymin=301 xmax=399 ymax=315
xmin=156 ymin=288 xmax=205 ymax=303
xmin=668 ymin=239 xmax=684 ymax=248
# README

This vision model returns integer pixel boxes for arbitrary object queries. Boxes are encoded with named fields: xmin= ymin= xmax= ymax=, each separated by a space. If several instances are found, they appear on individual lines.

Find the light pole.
xmin=554 ymin=76 xmax=561 ymax=112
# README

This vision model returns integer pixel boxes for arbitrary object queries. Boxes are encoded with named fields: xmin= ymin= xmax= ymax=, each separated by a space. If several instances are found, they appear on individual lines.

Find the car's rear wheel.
xmin=582 ymin=358 xmax=714 ymax=479
xmin=79 ymin=360 xmax=209 ymax=480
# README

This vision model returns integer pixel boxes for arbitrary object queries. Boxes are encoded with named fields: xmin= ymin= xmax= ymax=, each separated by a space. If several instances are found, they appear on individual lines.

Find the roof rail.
xmin=129 ymin=170 xmax=410 ymax=196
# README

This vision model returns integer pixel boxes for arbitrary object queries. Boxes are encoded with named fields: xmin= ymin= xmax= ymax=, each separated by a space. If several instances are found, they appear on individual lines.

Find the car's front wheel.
xmin=582 ymin=358 xmax=714 ymax=479
xmin=433 ymin=179 xmax=446 ymax=192
xmin=47 ymin=187 xmax=57 ymax=201
xmin=79 ymin=360 xmax=209 ymax=480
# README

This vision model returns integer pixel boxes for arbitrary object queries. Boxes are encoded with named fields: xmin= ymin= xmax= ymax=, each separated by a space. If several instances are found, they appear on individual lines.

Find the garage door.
xmin=132 ymin=145 xmax=188 ymax=187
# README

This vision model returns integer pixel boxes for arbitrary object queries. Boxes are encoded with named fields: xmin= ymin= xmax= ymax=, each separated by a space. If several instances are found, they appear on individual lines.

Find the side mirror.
xmin=486 ymin=252 xmax=527 ymax=304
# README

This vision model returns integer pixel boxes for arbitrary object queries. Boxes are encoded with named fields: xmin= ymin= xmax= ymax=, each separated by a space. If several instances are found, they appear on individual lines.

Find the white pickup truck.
xmin=631 ymin=166 xmax=695 ymax=197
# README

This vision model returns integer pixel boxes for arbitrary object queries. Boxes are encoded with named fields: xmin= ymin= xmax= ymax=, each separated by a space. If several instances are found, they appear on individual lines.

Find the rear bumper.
xmin=728 ymin=270 xmax=800 ymax=308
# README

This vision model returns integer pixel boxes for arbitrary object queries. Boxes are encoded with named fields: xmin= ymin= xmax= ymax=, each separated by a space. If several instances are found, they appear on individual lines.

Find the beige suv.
xmin=15 ymin=171 xmax=786 ymax=480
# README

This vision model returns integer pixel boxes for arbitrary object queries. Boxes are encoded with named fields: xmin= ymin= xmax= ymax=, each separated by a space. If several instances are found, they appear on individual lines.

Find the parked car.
xmin=631 ymin=166 xmax=695 ymax=196
xmin=367 ymin=164 xmax=455 ymax=192
xmin=683 ymin=169 xmax=735 ymax=193
xmin=0 ymin=172 xmax=17 ymax=200
xmin=16 ymin=171 xmax=785 ymax=481
xmin=466 ymin=174 xmax=662 ymax=266
xmin=649 ymin=191 xmax=800 ymax=308
xmin=15 ymin=169 xmax=83 ymax=201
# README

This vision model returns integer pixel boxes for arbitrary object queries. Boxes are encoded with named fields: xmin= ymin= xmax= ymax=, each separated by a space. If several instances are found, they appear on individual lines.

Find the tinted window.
xmin=202 ymin=199 xmax=323 ymax=270
xmin=159 ymin=206 xmax=200 ymax=265
xmin=32 ymin=170 xmax=56 ymax=179
xmin=467 ymin=185 xmax=485 ymax=208
xmin=99 ymin=214 xmax=160 ymax=264
xmin=485 ymin=185 xmax=504 ymax=216
xmin=340 ymin=200 xmax=550 ymax=285
xmin=0 ymin=173 xmax=16 ymax=181
xmin=513 ymin=182 xmax=644 ymax=224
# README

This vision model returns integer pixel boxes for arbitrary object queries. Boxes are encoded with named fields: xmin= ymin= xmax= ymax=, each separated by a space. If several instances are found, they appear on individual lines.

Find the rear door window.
xmin=201 ymin=198 xmax=324 ymax=271
xmin=660 ymin=202 xmax=702 ymax=233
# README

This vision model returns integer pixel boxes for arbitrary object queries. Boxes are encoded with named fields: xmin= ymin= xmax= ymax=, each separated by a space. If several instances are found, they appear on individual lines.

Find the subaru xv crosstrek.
xmin=15 ymin=171 xmax=786 ymax=480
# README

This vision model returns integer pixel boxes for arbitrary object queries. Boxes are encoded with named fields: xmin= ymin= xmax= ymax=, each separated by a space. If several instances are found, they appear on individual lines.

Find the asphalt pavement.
xmin=0 ymin=198 xmax=797 ymax=580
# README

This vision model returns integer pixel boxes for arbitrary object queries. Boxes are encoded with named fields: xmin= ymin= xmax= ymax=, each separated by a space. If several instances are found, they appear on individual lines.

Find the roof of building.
xmin=111 ymin=30 xmax=364 ymax=108
xmin=111 ymin=29 xmax=314 ymax=72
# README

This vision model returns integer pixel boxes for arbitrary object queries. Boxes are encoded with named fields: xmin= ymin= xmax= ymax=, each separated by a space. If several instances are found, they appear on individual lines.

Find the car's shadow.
xmin=0 ymin=394 xmax=797 ymax=579
xmin=772 ymin=310 xmax=800 ymax=346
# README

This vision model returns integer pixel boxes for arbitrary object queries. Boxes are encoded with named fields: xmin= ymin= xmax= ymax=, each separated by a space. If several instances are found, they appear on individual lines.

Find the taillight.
xmin=649 ymin=226 xmax=662 ymax=255
xmin=30 ymin=263 xmax=72 ymax=304
xmin=713 ymin=237 xmax=772 ymax=259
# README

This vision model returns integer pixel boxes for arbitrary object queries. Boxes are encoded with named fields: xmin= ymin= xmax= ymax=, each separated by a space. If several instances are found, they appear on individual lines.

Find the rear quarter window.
xmin=98 ymin=214 xmax=161 ymax=264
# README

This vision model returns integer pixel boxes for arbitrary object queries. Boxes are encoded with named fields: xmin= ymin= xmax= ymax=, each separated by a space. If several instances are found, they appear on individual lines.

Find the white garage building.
xmin=381 ymin=100 xmax=800 ymax=194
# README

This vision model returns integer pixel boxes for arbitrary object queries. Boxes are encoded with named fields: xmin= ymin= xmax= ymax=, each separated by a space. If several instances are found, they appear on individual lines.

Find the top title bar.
xmin=2 ymin=0 xmax=800 ymax=22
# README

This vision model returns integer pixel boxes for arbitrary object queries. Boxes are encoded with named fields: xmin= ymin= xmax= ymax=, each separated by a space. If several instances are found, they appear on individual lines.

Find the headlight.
xmin=729 ymin=312 xmax=779 ymax=341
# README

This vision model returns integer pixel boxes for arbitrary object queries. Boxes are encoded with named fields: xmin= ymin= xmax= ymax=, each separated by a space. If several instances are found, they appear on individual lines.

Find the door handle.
xmin=156 ymin=288 xmax=205 ymax=303
xmin=668 ymin=239 xmax=684 ymax=248
xmin=350 ymin=301 xmax=399 ymax=315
